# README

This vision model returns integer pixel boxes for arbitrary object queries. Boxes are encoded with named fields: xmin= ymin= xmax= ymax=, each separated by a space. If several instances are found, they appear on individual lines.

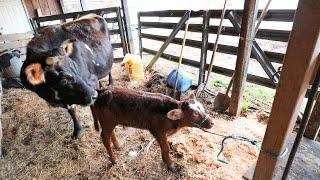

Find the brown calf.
xmin=91 ymin=87 xmax=213 ymax=172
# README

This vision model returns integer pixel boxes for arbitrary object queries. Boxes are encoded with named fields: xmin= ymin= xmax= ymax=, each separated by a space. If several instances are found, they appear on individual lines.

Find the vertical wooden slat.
xmin=22 ymin=0 xmax=36 ymax=18
xmin=199 ymin=10 xmax=210 ymax=85
xmin=137 ymin=12 xmax=142 ymax=57
xmin=253 ymin=0 xmax=320 ymax=179
xmin=229 ymin=0 xmax=259 ymax=116
xmin=38 ymin=0 xmax=51 ymax=16
xmin=47 ymin=0 xmax=58 ymax=15
xmin=121 ymin=0 xmax=134 ymax=53
xmin=116 ymin=7 xmax=128 ymax=55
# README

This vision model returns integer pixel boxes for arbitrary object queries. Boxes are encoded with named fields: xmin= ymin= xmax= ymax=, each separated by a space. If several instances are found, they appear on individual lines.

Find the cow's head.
xmin=21 ymin=39 xmax=98 ymax=106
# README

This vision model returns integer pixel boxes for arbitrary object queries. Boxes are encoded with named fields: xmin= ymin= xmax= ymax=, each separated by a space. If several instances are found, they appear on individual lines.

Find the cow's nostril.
xmin=92 ymin=91 xmax=98 ymax=100
xmin=92 ymin=96 xmax=98 ymax=100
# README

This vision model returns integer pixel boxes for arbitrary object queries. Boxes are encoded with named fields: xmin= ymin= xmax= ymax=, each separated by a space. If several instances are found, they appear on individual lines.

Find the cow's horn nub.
xmin=45 ymin=57 xmax=58 ymax=65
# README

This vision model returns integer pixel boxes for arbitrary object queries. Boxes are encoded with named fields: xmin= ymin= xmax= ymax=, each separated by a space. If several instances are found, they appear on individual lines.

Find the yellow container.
xmin=122 ymin=54 xmax=145 ymax=80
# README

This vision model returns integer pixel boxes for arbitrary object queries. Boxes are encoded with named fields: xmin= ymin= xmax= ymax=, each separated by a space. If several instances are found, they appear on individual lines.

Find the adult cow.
xmin=20 ymin=14 xmax=114 ymax=139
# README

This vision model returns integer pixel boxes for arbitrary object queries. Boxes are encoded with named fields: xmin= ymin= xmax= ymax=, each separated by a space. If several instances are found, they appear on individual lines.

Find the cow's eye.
xmin=60 ymin=78 xmax=68 ymax=86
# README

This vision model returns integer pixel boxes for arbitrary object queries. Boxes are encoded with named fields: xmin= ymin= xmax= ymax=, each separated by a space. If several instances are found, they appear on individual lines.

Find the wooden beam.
xmin=253 ymin=0 xmax=320 ymax=179
xmin=304 ymin=56 xmax=320 ymax=140
xmin=229 ymin=0 xmax=259 ymax=116
xmin=121 ymin=0 xmax=134 ymax=53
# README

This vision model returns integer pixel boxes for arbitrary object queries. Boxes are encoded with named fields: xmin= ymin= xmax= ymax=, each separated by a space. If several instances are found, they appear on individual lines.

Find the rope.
xmin=198 ymin=128 xmax=261 ymax=164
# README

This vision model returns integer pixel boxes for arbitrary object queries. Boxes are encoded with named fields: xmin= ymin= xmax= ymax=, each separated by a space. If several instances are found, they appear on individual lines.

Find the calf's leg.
xmin=0 ymin=118 xmax=2 ymax=157
xmin=66 ymin=105 xmax=83 ymax=139
xmin=111 ymin=130 xmax=120 ymax=149
xmin=154 ymin=134 xmax=177 ymax=172
xmin=101 ymin=128 xmax=116 ymax=164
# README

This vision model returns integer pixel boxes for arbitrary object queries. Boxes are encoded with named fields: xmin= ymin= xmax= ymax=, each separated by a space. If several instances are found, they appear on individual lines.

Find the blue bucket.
xmin=167 ymin=69 xmax=192 ymax=92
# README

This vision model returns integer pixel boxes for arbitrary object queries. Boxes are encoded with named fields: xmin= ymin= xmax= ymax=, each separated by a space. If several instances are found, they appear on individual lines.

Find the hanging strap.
xmin=173 ymin=10 xmax=191 ymax=93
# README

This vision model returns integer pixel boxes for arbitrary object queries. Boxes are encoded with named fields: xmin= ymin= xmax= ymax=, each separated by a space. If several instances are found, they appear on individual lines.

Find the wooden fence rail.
xmin=138 ymin=9 xmax=295 ymax=88
xmin=139 ymin=9 xmax=295 ymax=22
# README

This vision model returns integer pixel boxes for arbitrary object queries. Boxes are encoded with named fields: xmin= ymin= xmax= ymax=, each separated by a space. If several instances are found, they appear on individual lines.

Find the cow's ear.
xmin=25 ymin=63 xmax=45 ymax=85
xmin=167 ymin=109 xmax=183 ymax=120
xmin=61 ymin=39 xmax=75 ymax=56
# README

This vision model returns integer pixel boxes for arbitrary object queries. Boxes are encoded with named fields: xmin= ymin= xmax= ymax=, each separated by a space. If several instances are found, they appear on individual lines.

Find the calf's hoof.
xmin=113 ymin=142 xmax=122 ymax=149
xmin=71 ymin=128 xmax=84 ymax=139
xmin=167 ymin=162 xmax=182 ymax=173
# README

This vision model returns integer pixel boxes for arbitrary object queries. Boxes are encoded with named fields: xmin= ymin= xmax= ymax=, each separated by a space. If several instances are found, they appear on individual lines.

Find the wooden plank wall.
xmin=22 ymin=0 xmax=63 ymax=18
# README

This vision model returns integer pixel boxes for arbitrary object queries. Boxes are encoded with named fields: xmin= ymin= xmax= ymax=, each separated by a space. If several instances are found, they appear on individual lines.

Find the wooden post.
xmin=229 ymin=0 xmax=259 ymax=116
xmin=253 ymin=0 xmax=320 ymax=179
xmin=199 ymin=10 xmax=210 ymax=85
xmin=121 ymin=0 xmax=134 ymax=53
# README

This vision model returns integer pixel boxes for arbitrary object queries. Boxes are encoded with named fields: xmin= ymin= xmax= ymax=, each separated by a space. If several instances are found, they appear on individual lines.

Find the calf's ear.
xmin=167 ymin=109 xmax=183 ymax=120
xmin=189 ymin=93 xmax=196 ymax=100
xmin=25 ymin=63 xmax=45 ymax=85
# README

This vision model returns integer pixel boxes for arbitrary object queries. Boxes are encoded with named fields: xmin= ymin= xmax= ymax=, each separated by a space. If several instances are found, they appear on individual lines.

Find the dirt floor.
xmin=0 ymin=61 xmax=268 ymax=179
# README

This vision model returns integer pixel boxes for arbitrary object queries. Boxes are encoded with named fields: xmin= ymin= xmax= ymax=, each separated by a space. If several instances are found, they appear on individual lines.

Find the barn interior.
xmin=0 ymin=0 xmax=319 ymax=179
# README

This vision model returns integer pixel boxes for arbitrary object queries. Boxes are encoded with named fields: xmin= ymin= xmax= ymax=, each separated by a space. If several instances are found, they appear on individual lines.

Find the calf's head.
xmin=21 ymin=39 xmax=98 ymax=106
xmin=167 ymin=94 xmax=214 ymax=129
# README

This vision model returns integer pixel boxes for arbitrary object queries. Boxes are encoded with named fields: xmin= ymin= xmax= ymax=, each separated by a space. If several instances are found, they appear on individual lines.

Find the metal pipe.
xmin=281 ymin=60 xmax=320 ymax=180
